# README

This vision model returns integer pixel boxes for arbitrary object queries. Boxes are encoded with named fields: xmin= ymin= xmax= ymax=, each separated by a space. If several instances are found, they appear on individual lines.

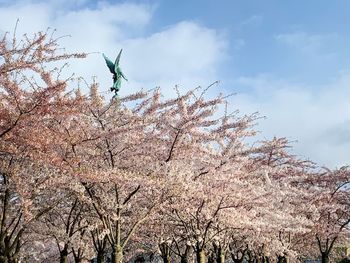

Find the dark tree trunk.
xmin=0 ymin=255 xmax=19 ymax=263
xmin=92 ymin=231 xmax=107 ymax=263
xmin=230 ymin=247 xmax=246 ymax=263
xmin=321 ymin=252 xmax=329 ymax=263
xmin=60 ymin=253 xmax=68 ymax=263
xmin=213 ymin=243 xmax=225 ymax=263
xmin=232 ymin=258 xmax=244 ymax=263
xmin=316 ymin=235 xmax=338 ymax=263
xmin=277 ymin=255 xmax=288 ymax=263
xmin=159 ymin=242 xmax=171 ymax=263
xmin=180 ymin=245 xmax=191 ymax=263
xmin=180 ymin=255 xmax=188 ymax=263
xmin=60 ymin=246 xmax=69 ymax=263
xmin=74 ymin=255 xmax=83 ymax=263
xmin=0 ymin=176 xmax=23 ymax=263
xmin=73 ymin=247 xmax=84 ymax=263
xmin=231 ymin=254 xmax=245 ymax=263
xmin=208 ymin=251 xmax=215 ymax=263
xmin=246 ymin=250 xmax=256 ymax=263
xmin=96 ymin=251 xmax=105 ymax=263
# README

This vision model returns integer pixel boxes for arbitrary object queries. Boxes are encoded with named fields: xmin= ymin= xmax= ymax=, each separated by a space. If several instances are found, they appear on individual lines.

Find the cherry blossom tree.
xmin=2 ymin=27 xmax=349 ymax=263
xmin=0 ymin=29 xmax=85 ymax=262
xmin=307 ymin=167 xmax=350 ymax=263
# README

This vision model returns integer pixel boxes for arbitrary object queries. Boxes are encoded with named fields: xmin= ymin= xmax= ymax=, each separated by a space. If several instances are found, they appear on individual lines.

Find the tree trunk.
xmin=74 ymin=255 xmax=83 ymax=263
xmin=181 ymin=255 xmax=188 ymax=263
xmin=0 ymin=253 xmax=20 ymax=263
xmin=218 ymin=253 xmax=225 ymax=263
xmin=213 ymin=244 xmax=225 ymax=263
xmin=246 ymin=251 xmax=255 ymax=263
xmin=231 ymin=253 xmax=244 ymax=263
xmin=159 ymin=242 xmax=171 ymax=263
xmin=196 ymin=249 xmax=206 ymax=263
xmin=162 ymin=255 xmax=171 ymax=263
xmin=8 ymin=256 xmax=19 ymax=263
xmin=180 ymin=245 xmax=191 ymax=263
xmin=92 ymin=233 xmax=107 ymax=263
xmin=60 ymin=253 xmax=68 ymax=263
xmin=112 ymin=245 xmax=123 ymax=263
xmin=321 ymin=252 xmax=329 ymax=263
xmin=208 ymin=252 xmax=214 ymax=263
xmin=73 ymin=247 xmax=84 ymax=263
xmin=60 ymin=246 xmax=69 ymax=263
xmin=277 ymin=255 xmax=288 ymax=263
xmin=0 ymin=182 xmax=23 ymax=263
xmin=96 ymin=251 xmax=105 ymax=263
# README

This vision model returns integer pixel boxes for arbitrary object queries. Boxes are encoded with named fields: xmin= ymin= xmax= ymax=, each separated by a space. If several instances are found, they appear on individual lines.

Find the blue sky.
xmin=0 ymin=0 xmax=350 ymax=168
xmin=147 ymin=0 xmax=350 ymax=84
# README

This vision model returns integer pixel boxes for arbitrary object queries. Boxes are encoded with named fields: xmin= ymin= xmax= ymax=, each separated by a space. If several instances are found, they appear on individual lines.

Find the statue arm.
xmin=120 ymin=70 xmax=128 ymax=81
xmin=116 ymin=67 xmax=128 ymax=81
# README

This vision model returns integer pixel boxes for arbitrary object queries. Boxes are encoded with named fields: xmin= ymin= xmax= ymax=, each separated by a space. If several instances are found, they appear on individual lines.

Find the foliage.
xmin=0 ymin=29 xmax=349 ymax=263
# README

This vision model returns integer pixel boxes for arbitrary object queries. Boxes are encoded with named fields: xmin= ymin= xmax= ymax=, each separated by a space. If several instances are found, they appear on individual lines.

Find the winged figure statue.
xmin=103 ymin=49 xmax=128 ymax=98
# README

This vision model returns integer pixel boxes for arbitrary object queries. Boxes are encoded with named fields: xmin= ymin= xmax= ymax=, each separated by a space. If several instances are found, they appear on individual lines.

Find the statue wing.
xmin=103 ymin=53 xmax=115 ymax=74
xmin=114 ymin=49 xmax=123 ymax=69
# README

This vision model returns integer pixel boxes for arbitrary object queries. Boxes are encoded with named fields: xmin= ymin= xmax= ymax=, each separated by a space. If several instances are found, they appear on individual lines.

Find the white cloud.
xmin=275 ymin=31 xmax=338 ymax=55
xmin=0 ymin=2 xmax=52 ymax=34
xmin=240 ymin=15 xmax=263 ymax=27
xmin=0 ymin=1 xmax=227 ymax=98
xmin=229 ymin=73 xmax=350 ymax=168
xmin=0 ymin=2 xmax=153 ymax=43
xmin=121 ymin=21 xmax=227 ymax=83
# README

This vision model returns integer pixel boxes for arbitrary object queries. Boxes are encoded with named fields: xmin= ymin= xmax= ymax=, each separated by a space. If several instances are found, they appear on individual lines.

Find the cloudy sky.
xmin=0 ymin=0 xmax=349 ymax=168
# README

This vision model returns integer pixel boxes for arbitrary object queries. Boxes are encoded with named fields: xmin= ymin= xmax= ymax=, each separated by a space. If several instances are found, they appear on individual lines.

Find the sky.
xmin=0 ymin=0 xmax=349 ymax=168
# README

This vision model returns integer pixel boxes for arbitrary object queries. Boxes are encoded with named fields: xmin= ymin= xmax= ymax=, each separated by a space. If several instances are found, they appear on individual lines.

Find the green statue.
xmin=103 ymin=49 xmax=128 ymax=98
